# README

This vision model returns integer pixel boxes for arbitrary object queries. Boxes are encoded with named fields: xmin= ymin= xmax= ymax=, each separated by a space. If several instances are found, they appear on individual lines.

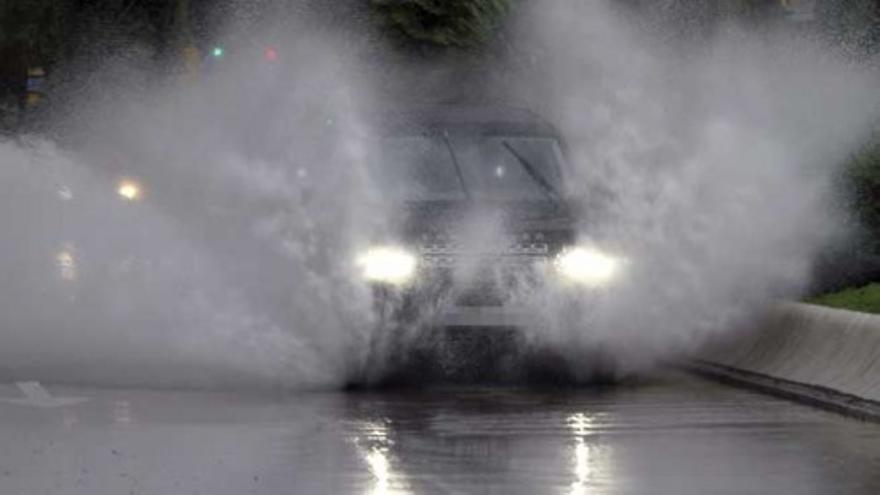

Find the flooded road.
xmin=1 ymin=371 xmax=879 ymax=494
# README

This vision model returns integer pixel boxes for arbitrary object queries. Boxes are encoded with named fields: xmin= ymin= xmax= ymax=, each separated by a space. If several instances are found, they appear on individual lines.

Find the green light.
xmin=211 ymin=47 xmax=224 ymax=58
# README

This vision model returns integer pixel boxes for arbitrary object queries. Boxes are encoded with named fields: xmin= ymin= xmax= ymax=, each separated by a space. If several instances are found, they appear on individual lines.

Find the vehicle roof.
xmin=369 ymin=105 xmax=562 ymax=138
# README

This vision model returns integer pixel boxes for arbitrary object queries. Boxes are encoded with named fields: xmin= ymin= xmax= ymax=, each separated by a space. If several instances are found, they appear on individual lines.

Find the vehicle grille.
xmin=418 ymin=233 xmax=551 ymax=257
xmin=416 ymin=254 xmax=547 ymax=308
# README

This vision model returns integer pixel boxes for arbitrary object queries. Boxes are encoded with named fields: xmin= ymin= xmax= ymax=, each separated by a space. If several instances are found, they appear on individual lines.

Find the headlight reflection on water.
xmin=567 ymin=413 xmax=612 ymax=495
xmin=355 ymin=421 xmax=411 ymax=495
xmin=365 ymin=447 xmax=392 ymax=495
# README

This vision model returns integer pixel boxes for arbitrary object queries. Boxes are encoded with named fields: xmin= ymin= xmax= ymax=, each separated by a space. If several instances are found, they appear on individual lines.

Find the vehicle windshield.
xmin=366 ymin=135 xmax=565 ymax=202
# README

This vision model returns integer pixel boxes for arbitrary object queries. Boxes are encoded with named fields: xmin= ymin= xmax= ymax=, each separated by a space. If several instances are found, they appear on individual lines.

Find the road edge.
xmin=684 ymin=359 xmax=880 ymax=422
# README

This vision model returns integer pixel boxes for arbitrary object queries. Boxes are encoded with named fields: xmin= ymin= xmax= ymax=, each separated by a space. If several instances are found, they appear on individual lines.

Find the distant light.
xmin=211 ymin=46 xmax=225 ymax=58
xmin=117 ymin=180 xmax=143 ymax=202
xmin=56 ymin=246 xmax=77 ymax=281
xmin=264 ymin=46 xmax=279 ymax=62
xmin=495 ymin=165 xmax=506 ymax=178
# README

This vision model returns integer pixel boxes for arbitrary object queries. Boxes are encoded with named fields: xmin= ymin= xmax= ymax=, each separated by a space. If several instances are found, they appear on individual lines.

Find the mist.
xmin=1 ymin=1 xmax=878 ymax=388
xmin=0 ymin=19 xmax=389 ymax=389
xmin=510 ymin=1 xmax=880 ymax=375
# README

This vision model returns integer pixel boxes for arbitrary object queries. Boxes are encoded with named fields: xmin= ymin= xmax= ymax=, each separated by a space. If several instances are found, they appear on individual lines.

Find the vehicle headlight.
xmin=356 ymin=246 xmax=417 ymax=286
xmin=117 ymin=179 xmax=143 ymax=202
xmin=555 ymin=246 xmax=623 ymax=287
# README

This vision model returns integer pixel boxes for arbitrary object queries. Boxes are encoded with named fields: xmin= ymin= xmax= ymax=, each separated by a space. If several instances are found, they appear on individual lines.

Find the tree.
xmin=0 ymin=0 xmax=182 ymax=71
xmin=844 ymin=139 xmax=880 ymax=251
xmin=0 ymin=0 xmax=69 ymax=67
xmin=371 ymin=0 xmax=512 ymax=48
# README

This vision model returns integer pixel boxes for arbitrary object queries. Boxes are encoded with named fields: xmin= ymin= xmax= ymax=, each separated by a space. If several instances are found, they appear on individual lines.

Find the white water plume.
xmin=511 ymin=1 xmax=880 ymax=375
xmin=0 ymin=25 xmax=388 ymax=389
xmin=1 ymin=2 xmax=879 ymax=388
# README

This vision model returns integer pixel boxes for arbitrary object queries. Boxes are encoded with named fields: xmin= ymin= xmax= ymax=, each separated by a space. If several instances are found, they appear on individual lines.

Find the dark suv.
xmin=355 ymin=107 xmax=623 ymax=382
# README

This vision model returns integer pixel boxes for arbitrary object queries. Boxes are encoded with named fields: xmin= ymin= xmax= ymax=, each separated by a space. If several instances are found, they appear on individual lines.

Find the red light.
xmin=264 ymin=46 xmax=278 ymax=62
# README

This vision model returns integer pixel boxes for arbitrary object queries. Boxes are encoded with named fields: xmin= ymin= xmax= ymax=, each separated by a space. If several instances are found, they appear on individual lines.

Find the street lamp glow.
xmin=117 ymin=180 xmax=142 ymax=201
xmin=55 ymin=246 xmax=77 ymax=281
xmin=212 ymin=46 xmax=225 ymax=58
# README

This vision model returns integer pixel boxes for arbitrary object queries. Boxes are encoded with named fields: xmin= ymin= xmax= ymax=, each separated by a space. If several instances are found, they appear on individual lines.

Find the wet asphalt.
xmin=0 ymin=371 xmax=879 ymax=494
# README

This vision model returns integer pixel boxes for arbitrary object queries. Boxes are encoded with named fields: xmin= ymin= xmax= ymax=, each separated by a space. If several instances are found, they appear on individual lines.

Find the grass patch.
xmin=809 ymin=283 xmax=880 ymax=314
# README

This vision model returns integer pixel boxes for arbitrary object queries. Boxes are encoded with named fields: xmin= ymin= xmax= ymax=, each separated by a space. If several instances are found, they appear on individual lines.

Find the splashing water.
xmin=0 ymin=27 xmax=391 ymax=389
xmin=508 ymin=1 xmax=880 ymax=375
xmin=1 ymin=2 xmax=879 ymax=388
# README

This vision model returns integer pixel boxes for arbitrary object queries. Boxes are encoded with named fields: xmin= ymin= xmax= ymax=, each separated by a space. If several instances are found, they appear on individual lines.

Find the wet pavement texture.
xmin=1 ymin=371 xmax=879 ymax=494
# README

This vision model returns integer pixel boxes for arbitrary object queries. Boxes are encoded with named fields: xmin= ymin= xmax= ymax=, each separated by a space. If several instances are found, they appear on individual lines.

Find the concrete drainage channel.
xmin=688 ymin=302 xmax=880 ymax=421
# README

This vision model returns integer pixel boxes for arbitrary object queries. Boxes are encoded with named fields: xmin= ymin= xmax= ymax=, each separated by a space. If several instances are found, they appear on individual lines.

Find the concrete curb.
xmin=694 ymin=302 xmax=880 ymax=419
xmin=684 ymin=360 xmax=880 ymax=421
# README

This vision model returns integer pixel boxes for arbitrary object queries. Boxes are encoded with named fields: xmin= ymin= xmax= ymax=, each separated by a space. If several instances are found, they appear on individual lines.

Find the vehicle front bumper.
xmin=435 ymin=306 xmax=538 ymax=328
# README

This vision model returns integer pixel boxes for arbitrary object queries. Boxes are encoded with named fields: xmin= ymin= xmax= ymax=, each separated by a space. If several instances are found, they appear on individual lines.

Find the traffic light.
xmin=264 ymin=46 xmax=279 ymax=62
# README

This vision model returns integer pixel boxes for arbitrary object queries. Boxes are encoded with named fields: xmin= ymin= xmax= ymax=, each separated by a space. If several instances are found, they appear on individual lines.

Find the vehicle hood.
xmin=395 ymin=200 xmax=576 ymax=245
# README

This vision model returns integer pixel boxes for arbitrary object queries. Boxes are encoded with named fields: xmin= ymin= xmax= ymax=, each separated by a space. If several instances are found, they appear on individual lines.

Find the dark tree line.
xmin=4 ymin=0 xmax=880 ymax=279
xmin=0 ymin=0 xmax=176 ymax=120
xmin=2 ymin=0 xmax=880 ymax=129
xmin=371 ymin=0 xmax=511 ymax=48
xmin=3 ymin=0 xmax=879 ymax=78
xmin=0 ymin=0 xmax=177 ymax=69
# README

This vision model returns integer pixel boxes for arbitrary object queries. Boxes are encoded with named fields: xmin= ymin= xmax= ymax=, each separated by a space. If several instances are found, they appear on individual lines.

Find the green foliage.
xmin=371 ymin=0 xmax=512 ymax=48
xmin=844 ymin=139 xmax=880 ymax=251
xmin=0 ymin=0 xmax=177 ymax=68
xmin=809 ymin=283 xmax=880 ymax=314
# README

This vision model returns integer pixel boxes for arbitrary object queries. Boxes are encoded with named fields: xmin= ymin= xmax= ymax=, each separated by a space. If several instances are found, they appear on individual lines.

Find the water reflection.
xmin=365 ymin=447 xmax=391 ymax=495
xmin=567 ymin=413 xmax=611 ymax=495
xmin=355 ymin=420 xmax=411 ymax=495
